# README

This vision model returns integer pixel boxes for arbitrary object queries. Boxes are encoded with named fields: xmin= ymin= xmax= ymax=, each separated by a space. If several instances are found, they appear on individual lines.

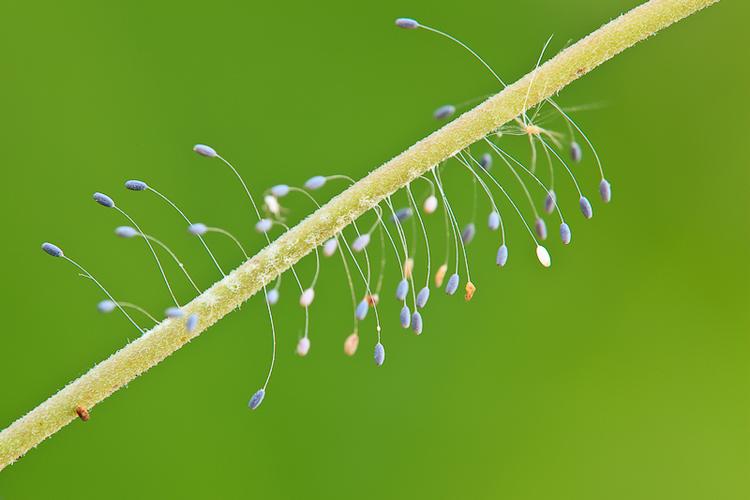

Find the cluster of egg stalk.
xmin=40 ymin=17 xmax=611 ymax=412
xmin=395 ymin=16 xmax=611 ymax=211
xmin=41 ymin=144 xmax=318 ymax=411
xmin=256 ymin=17 xmax=612 ymax=379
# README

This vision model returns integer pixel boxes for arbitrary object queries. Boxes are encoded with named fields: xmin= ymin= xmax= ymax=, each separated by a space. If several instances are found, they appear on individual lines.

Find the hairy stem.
xmin=0 ymin=0 xmax=718 ymax=470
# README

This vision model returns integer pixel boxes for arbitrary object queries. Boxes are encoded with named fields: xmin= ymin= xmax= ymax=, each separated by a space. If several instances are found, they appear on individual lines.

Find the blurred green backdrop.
xmin=1 ymin=1 xmax=747 ymax=498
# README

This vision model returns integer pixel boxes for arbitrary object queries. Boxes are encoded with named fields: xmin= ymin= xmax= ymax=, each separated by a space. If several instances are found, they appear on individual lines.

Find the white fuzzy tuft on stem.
xmin=0 ymin=0 xmax=718 ymax=469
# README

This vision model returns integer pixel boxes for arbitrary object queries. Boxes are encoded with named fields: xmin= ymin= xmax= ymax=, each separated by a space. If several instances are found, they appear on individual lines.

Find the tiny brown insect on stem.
xmin=75 ymin=406 xmax=90 ymax=422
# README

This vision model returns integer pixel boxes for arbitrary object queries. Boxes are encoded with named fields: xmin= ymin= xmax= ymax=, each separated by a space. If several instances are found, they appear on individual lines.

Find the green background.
xmin=1 ymin=1 xmax=747 ymax=498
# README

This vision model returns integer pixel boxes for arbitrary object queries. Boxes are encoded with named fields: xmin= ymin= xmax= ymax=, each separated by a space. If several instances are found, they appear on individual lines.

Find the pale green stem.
xmin=0 ymin=0 xmax=718 ymax=470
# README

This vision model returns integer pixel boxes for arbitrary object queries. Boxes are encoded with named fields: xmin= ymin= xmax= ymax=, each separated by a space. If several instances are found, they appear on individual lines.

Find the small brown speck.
xmin=75 ymin=406 xmax=90 ymax=422
xmin=576 ymin=67 xmax=586 ymax=75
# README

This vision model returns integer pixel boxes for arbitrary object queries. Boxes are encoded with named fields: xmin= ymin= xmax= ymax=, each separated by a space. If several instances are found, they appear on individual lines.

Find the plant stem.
xmin=0 ymin=0 xmax=718 ymax=470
